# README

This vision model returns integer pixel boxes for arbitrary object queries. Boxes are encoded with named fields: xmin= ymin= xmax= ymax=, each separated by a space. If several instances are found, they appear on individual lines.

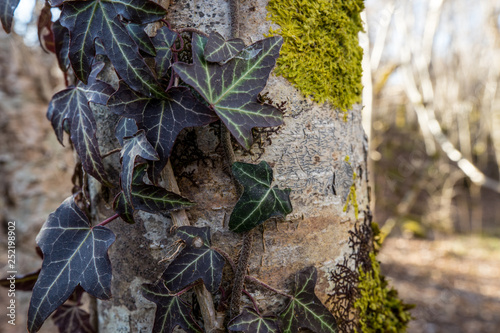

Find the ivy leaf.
xmin=0 ymin=269 xmax=40 ymax=291
xmin=115 ymin=117 xmax=139 ymax=146
xmin=59 ymin=0 xmax=167 ymax=97
xmin=280 ymin=267 xmax=338 ymax=333
xmin=228 ymin=307 xmax=280 ymax=333
xmin=113 ymin=164 xmax=194 ymax=223
xmin=120 ymin=130 xmax=159 ymax=206
xmin=151 ymin=26 xmax=177 ymax=80
xmin=142 ymin=280 xmax=203 ymax=333
xmin=28 ymin=197 xmax=115 ymax=333
xmin=52 ymin=20 xmax=70 ymax=72
xmin=46 ymin=62 xmax=114 ymax=186
xmin=173 ymin=34 xmax=284 ymax=149
xmin=162 ymin=227 xmax=224 ymax=293
xmin=229 ymin=161 xmax=292 ymax=233
xmin=125 ymin=22 xmax=156 ymax=57
xmin=52 ymin=304 xmax=95 ymax=333
xmin=176 ymin=226 xmax=211 ymax=248
xmin=204 ymin=32 xmax=245 ymax=63
xmin=109 ymin=84 xmax=217 ymax=181
xmin=0 ymin=0 xmax=20 ymax=33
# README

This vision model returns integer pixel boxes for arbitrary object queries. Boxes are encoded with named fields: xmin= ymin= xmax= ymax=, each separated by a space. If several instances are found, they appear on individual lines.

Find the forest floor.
xmin=379 ymin=235 xmax=500 ymax=333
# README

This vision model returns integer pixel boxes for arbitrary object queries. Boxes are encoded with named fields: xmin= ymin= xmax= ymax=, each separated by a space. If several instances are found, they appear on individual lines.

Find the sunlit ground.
xmin=379 ymin=236 xmax=500 ymax=333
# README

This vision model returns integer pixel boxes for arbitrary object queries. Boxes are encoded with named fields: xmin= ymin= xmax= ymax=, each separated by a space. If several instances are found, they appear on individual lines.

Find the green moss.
xmin=354 ymin=225 xmax=414 ymax=333
xmin=343 ymin=171 xmax=359 ymax=220
xmin=267 ymin=0 xmax=364 ymax=110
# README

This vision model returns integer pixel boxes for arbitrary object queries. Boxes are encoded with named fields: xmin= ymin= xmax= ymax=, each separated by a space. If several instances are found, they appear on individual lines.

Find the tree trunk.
xmin=93 ymin=1 xmax=369 ymax=332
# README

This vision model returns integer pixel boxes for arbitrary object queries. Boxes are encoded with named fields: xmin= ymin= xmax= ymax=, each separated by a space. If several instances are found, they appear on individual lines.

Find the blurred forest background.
xmin=0 ymin=0 xmax=499 ymax=332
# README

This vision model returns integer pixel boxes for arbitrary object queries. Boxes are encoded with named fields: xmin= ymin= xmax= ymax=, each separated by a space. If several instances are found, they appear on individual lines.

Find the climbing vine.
xmin=0 ymin=1 xmax=344 ymax=332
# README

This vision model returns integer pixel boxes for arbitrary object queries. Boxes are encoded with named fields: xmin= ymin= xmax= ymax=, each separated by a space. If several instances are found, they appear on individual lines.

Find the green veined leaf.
xmin=229 ymin=161 xmax=292 ymax=233
xmin=142 ymin=280 xmax=203 ymax=333
xmin=125 ymin=22 xmax=156 ymax=57
xmin=151 ymin=26 xmax=177 ymax=80
xmin=280 ymin=267 xmax=338 ymax=333
xmin=60 ymin=0 xmax=167 ymax=97
xmin=113 ymin=165 xmax=194 ymax=223
xmin=109 ymin=83 xmax=217 ymax=181
xmin=173 ymin=34 xmax=284 ymax=149
xmin=28 ymin=197 xmax=115 ymax=333
xmin=204 ymin=32 xmax=245 ymax=63
xmin=46 ymin=62 xmax=114 ymax=186
xmin=0 ymin=0 xmax=20 ymax=33
xmin=162 ymin=227 xmax=224 ymax=293
xmin=120 ymin=130 xmax=159 ymax=206
xmin=228 ymin=307 xmax=280 ymax=333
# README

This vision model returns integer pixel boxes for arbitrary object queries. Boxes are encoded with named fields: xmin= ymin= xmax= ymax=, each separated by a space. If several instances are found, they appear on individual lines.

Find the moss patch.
xmin=267 ymin=0 xmax=364 ymax=110
xmin=328 ymin=213 xmax=414 ymax=332
xmin=355 ymin=252 xmax=414 ymax=333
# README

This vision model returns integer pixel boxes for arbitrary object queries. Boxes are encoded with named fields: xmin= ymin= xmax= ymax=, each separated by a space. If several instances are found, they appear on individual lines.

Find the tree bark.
xmin=92 ymin=1 xmax=369 ymax=331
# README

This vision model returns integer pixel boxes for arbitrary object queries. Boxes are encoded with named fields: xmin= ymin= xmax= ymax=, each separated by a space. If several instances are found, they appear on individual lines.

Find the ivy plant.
xmin=1 ymin=1 xmax=340 ymax=332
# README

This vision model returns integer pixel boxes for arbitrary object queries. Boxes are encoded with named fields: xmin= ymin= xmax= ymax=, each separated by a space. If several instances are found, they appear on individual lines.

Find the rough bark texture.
xmin=93 ymin=0 xmax=369 ymax=331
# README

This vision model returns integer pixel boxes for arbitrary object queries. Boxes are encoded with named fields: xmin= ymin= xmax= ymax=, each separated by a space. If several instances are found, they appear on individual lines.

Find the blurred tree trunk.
xmin=92 ymin=1 xmax=370 ymax=332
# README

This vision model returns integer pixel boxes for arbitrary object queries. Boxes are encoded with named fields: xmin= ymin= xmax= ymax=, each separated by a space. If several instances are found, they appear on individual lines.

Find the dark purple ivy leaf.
xmin=46 ymin=62 xmax=114 ymax=186
xmin=204 ymin=32 xmax=245 ymax=63
xmin=120 ymin=130 xmax=159 ymax=206
xmin=280 ymin=267 xmax=338 ymax=333
xmin=52 ymin=304 xmax=95 ymax=333
xmin=0 ymin=0 xmax=20 ymax=33
xmin=173 ymin=34 xmax=284 ymax=149
xmin=0 ymin=269 xmax=40 ymax=291
xmin=27 ymin=197 xmax=115 ymax=333
xmin=113 ymin=164 xmax=194 ymax=223
xmin=109 ymin=83 xmax=217 ymax=181
xmin=151 ymin=26 xmax=177 ymax=80
xmin=125 ymin=22 xmax=156 ymax=57
xmin=228 ymin=307 xmax=280 ymax=333
xmin=162 ymin=227 xmax=224 ymax=293
xmin=59 ymin=0 xmax=167 ymax=98
xmin=52 ymin=20 xmax=70 ymax=72
xmin=115 ymin=117 xmax=139 ymax=146
xmin=142 ymin=280 xmax=203 ymax=333
xmin=176 ymin=226 xmax=211 ymax=248
xmin=113 ymin=192 xmax=136 ymax=224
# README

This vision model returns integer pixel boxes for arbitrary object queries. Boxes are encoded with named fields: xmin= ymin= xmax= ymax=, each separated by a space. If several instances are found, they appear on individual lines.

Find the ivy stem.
xmin=101 ymin=148 xmax=121 ymax=159
xmin=242 ymin=289 xmax=261 ymax=315
xmin=230 ymin=231 xmax=253 ymax=319
xmin=176 ymin=27 xmax=209 ymax=37
xmin=244 ymin=275 xmax=292 ymax=299
xmin=95 ymin=213 xmax=120 ymax=228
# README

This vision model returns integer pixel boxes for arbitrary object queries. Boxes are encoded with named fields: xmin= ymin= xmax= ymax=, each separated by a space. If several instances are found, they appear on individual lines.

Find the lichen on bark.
xmin=266 ymin=0 xmax=364 ymax=110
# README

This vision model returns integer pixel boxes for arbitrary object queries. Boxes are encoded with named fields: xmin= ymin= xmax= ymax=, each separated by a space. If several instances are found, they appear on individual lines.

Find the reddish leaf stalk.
xmin=242 ymin=289 xmax=261 ymax=315
xmin=95 ymin=214 xmax=120 ymax=227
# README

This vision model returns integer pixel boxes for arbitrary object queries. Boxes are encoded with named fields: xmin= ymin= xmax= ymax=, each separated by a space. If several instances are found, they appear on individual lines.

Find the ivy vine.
xmin=1 ymin=1 xmax=340 ymax=332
